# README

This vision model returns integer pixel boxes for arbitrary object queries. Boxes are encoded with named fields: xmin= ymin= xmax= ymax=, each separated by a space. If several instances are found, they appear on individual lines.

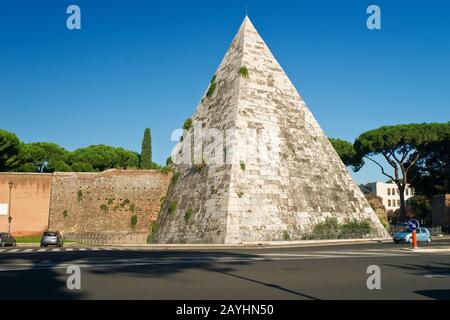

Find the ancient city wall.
xmin=49 ymin=170 xmax=170 ymax=242
xmin=0 ymin=173 xmax=52 ymax=236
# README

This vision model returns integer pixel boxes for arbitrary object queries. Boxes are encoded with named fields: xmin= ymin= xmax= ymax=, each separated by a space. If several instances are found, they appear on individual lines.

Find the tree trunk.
xmin=398 ymin=184 xmax=407 ymax=222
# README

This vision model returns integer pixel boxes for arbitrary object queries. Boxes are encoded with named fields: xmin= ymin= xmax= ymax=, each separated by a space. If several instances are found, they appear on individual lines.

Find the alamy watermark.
xmin=367 ymin=5 xmax=381 ymax=30
xmin=66 ymin=265 xmax=81 ymax=290
xmin=366 ymin=265 xmax=381 ymax=290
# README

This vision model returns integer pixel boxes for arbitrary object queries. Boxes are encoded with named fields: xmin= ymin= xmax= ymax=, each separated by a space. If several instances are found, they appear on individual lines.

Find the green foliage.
xmin=240 ymin=161 xmax=246 ymax=171
xmin=77 ymin=190 xmax=83 ymax=202
xmin=206 ymin=74 xmax=217 ymax=98
xmin=353 ymin=123 xmax=450 ymax=221
xmin=282 ymin=230 xmax=291 ymax=241
xmin=168 ymin=201 xmax=177 ymax=214
xmin=172 ymin=171 xmax=181 ymax=184
xmin=48 ymin=159 xmax=72 ymax=172
xmin=100 ymin=204 xmax=108 ymax=213
xmin=0 ymin=129 xmax=21 ymax=171
xmin=409 ymin=127 xmax=450 ymax=197
xmin=107 ymin=198 xmax=114 ymax=205
xmin=237 ymin=190 xmax=244 ymax=198
xmin=159 ymin=167 xmax=170 ymax=174
xmin=17 ymin=142 xmax=70 ymax=173
xmin=184 ymin=208 xmax=193 ymax=224
xmin=140 ymin=128 xmax=152 ymax=169
xmin=166 ymin=156 xmax=173 ymax=167
xmin=329 ymin=138 xmax=362 ymax=168
xmin=129 ymin=204 xmax=135 ymax=212
xmin=69 ymin=145 xmax=139 ymax=172
xmin=63 ymin=210 xmax=68 ymax=218
xmin=238 ymin=66 xmax=249 ymax=79
xmin=71 ymin=162 xmax=94 ymax=172
xmin=130 ymin=215 xmax=138 ymax=228
xmin=120 ymin=199 xmax=130 ymax=208
xmin=306 ymin=217 xmax=373 ymax=240
xmin=183 ymin=118 xmax=193 ymax=131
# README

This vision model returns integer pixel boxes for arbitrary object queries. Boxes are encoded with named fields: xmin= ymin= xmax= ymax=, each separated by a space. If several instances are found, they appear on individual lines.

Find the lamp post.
xmin=8 ymin=180 xmax=13 ymax=234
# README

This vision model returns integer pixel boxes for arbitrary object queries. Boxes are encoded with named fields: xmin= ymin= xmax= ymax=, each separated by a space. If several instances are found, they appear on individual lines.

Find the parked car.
xmin=393 ymin=227 xmax=431 ymax=244
xmin=40 ymin=230 xmax=63 ymax=247
xmin=0 ymin=233 xmax=16 ymax=247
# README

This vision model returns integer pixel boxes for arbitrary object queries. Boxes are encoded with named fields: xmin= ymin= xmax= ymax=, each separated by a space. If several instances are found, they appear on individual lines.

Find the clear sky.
xmin=1 ymin=0 xmax=449 ymax=183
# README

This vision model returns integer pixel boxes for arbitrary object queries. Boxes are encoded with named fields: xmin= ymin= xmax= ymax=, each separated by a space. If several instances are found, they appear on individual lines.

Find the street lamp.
xmin=8 ymin=180 xmax=13 ymax=234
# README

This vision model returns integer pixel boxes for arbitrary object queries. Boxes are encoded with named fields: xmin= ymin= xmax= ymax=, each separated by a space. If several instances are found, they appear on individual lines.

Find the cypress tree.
xmin=140 ymin=128 xmax=152 ymax=169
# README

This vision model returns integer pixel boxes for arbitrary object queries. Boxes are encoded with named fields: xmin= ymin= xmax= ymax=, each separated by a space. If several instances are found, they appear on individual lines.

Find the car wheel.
xmin=12 ymin=241 xmax=16 ymax=247
xmin=427 ymin=237 xmax=432 ymax=243
xmin=0 ymin=241 xmax=4 ymax=247
xmin=408 ymin=238 xmax=413 ymax=244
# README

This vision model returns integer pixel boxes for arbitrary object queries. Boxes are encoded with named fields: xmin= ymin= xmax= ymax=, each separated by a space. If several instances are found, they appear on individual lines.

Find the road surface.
xmin=0 ymin=240 xmax=449 ymax=299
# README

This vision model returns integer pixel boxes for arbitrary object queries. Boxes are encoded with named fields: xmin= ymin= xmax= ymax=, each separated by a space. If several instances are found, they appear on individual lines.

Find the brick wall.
xmin=48 ymin=169 xmax=170 ymax=236
xmin=0 ymin=173 xmax=52 ymax=236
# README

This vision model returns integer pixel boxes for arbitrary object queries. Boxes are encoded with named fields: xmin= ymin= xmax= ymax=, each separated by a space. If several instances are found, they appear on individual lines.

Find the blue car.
xmin=393 ymin=227 xmax=432 ymax=244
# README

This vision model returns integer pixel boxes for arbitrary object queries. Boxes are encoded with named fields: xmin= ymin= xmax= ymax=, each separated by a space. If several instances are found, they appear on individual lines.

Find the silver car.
xmin=40 ymin=231 xmax=63 ymax=247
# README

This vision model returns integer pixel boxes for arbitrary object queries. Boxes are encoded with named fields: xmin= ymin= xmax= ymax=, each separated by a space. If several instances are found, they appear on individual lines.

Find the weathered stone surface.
xmin=155 ymin=17 xmax=389 ymax=244
xmin=49 ymin=169 xmax=170 ymax=235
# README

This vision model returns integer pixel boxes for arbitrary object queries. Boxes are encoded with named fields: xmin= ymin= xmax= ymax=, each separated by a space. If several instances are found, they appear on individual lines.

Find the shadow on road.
xmin=414 ymin=290 xmax=450 ymax=300
xmin=0 ymin=250 xmax=315 ymax=299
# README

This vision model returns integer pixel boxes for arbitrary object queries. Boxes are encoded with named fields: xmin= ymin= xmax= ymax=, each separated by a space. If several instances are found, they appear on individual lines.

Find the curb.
xmin=401 ymin=247 xmax=450 ymax=253
xmin=17 ymin=242 xmax=79 ymax=247
xmin=102 ymin=238 xmax=393 ymax=250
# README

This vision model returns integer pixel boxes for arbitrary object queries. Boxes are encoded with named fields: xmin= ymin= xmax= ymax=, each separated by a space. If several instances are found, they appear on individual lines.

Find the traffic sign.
xmin=407 ymin=219 xmax=420 ymax=232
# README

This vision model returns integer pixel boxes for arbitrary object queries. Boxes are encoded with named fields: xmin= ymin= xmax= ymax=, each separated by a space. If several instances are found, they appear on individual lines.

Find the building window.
xmin=388 ymin=200 xmax=391 ymax=207
xmin=387 ymin=188 xmax=391 ymax=196
xmin=397 ymin=200 xmax=400 ymax=207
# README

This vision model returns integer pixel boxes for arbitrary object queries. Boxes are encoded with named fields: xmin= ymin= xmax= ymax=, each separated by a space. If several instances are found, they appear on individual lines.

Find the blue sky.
xmin=1 ymin=0 xmax=449 ymax=183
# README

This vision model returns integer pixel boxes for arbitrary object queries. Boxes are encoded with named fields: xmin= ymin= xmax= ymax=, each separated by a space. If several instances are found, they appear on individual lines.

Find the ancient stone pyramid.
xmin=155 ymin=17 xmax=389 ymax=244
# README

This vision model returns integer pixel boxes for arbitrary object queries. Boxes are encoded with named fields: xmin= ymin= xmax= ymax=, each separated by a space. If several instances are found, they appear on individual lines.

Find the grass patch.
xmin=283 ymin=230 xmax=291 ymax=241
xmin=305 ymin=217 xmax=373 ymax=240
xmin=100 ymin=204 xmax=108 ymax=213
xmin=15 ymin=236 xmax=75 ymax=244
xmin=172 ymin=172 xmax=181 ymax=184
xmin=239 ymin=66 xmax=249 ymax=79
xmin=63 ymin=210 xmax=68 ymax=219
xmin=77 ymin=190 xmax=83 ymax=202
xmin=184 ymin=208 xmax=193 ymax=223
xmin=129 ymin=204 xmax=135 ymax=212
xmin=240 ymin=161 xmax=246 ymax=171
xmin=206 ymin=74 xmax=217 ymax=98
xmin=183 ymin=118 xmax=192 ymax=131
xmin=237 ymin=191 xmax=244 ymax=198
xmin=168 ymin=201 xmax=178 ymax=214
xmin=130 ymin=215 xmax=138 ymax=228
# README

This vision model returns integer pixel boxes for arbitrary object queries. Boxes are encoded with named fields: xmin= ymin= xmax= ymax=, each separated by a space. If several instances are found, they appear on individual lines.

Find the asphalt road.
xmin=0 ymin=240 xmax=449 ymax=300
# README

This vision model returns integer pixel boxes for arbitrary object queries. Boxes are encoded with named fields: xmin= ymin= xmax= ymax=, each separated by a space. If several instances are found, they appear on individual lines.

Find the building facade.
xmin=364 ymin=182 xmax=414 ymax=211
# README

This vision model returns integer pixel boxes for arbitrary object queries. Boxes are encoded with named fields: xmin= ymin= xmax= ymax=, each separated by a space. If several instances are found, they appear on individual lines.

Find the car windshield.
xmin=401 ymin=229 xmax=411 ymax=233
xmin=44 ymin=232 xmax=57 ymax=236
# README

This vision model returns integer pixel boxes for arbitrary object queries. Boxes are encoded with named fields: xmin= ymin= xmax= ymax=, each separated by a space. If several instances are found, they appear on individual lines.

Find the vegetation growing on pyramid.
xmin=184 ymin=208 xmax=193 ymax=223
xmin=168 ymin=201 xmax=177 ymax=214
xmin=206 ymin=74 xmax=217 ymax=97
xmin=239 ymin=66 xmax=249 ymax=79
xmin=183 ymin=118 xmax=192 ymax=130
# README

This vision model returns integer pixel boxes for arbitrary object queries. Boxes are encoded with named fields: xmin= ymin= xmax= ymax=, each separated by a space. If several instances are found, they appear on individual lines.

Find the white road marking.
xmin=91 ymin=247 xmax=100 ymax=251
xmin=22 ymin=249 xmax=34 ymax=253
xmin=9 ymin=249 xmax=20 ymax=253
xmin=424 ymin=274 xmax=450 ymax=278
xmin=0 ymin=249 xmax=5 ymax=252
xmin=79 ymin=248 xmax=87 ymax=251
xmin=52 ymin=248 xmax=60 ymax=252
xmin=65 ymin=248 xmax=73 ymax=252
xmin=37 ymin=248 xmax=47 ymax=252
